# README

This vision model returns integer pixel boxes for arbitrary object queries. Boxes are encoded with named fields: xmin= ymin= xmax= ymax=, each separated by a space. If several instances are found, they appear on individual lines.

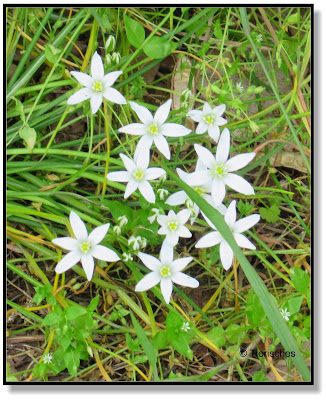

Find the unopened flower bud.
xmin=111 ymin=52 xmax=120 ymax=64
xmin=122 ymin=252 xmax=133 ymax=262
xmin=140 ymin=237 xmax=147 ymax=249
xmin=148 ymin=208 xmax=160 ymax=223
xmin=157 ymin=188 xmax=169 ymax=200
xmin=128 ymin=235 xmax=142 ymax=251
xmin=185 ymin=198 xmax=194 ymax=209
xmin=158 ymin=173 xmax=167 ymax=184
xmin=117 ymin=215 xmax=128 ymax=227
xmin=113 ymin=225 xmax=122 ymax=235
xmin=105 ymin=35 xmax=116 ymax=52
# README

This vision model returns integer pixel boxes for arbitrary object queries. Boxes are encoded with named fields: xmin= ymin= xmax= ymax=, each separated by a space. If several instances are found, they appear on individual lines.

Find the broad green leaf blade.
xmin=124 ymin=14 xmax=145 ymax=49
xmin=130 ymin=311 xmax=159 ymax=381
xmin=162 ymin=165 xmax=311 ymax=382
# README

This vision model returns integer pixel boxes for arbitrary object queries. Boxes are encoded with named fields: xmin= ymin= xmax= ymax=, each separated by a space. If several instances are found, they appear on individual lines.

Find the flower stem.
xmin=101 ymin=98 xmax=111 ymax=196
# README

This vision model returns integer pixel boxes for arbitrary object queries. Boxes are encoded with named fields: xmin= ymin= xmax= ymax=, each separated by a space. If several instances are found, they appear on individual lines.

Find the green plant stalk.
xmin=239 ymin=8 xmax=310 ymax=175
xmin=162 ymin=164 xmax=311 ymax=382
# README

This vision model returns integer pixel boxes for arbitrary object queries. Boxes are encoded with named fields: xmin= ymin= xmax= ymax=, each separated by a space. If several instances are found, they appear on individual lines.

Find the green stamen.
xmin=92 ymin=80 xmax=103 ymax=93
xmin=205 ymin=114 xmax=215 ymax=126
xmin=168 ymin=221 xmax=178 ymax=231
xmin=147 ymin=124 xmax=159 ymax=136
xmin=159 ymin=265 xmax=171 ymax=278
xmin=79 ymin=241 xmax=91 ymax=254
xmin=133 ymin=169 xmax=144 ymax=180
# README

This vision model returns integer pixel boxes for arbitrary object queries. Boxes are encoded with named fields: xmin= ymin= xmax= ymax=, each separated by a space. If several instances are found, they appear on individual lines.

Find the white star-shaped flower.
xmin=181 ymin=321 xmax=191 ymax=332
xmin=43 ymin=353 xmax=53 ymax=364
xmin=118 ymin=99 xmax=191 ymax=160
xmin=187 ymin=128 xmax=256 ymax=206
xmin=195 ymin=200 xmax=260 ymax=270
xmin=157 ymin=209 xmax=192 ymax=247
xmin=280 ymin=308 xmax=291 ymax=321
xmin=52 ymin=211 xmax=120 ymax=281
xmin=135 ymin=241 xmax=199 ymax=304
xmin=187 ymin=102 xmax=227 ymax=142
xmin=67 ymin=51 xmax=126 ymax=114
xmin=106 ymin=150 xmax=165 ymax=203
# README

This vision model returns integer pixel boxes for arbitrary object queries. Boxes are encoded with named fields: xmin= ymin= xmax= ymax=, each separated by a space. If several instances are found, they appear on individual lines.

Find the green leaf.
xmin=87 ymin=295 xmax=99 ymax=312
xmin=130 ymin=311 xmax=159 ymax=380
xmin=143 ymin=36 xmax=174 ymax=59
xmin=45 ymin=43 xmax=61 ymax=64
xmin=19 ymin=126 xmax=36 ymax=151
xmin=287 ymin=12 xmax=299 ymax=25
xmin=166 ymin=311 xmax=193 ymax=360
xmin=64 ymin=346 xmax=80 ymax=377
xmin=206 ymin=326 xmax=226 ymax=347
xmin=259 ymin=204 xmax=280 ymax=222
xmin=159 ymin=163 xmax=311 ymax=381
xmin=289 ymin=267 xmax=310 ymax=295
xmin=124 ymin=14 xmax=145 ymax=49
xmin=286 ymin=296 xmax=304 ymax=315
xmin=152 ymin=330 xmax=169 ymax=350
xmin=64 ymin=305 xmax=87 ymax=321
xmin=225 ymin=324 xmax=247 ymax=344
xmin=246 ymin=289 xmax=266 ymax=327
xmin=10 ymin=96 xmax=25 ymax=122
xmin=43 ymin=310 xmax=62 ymax=326
xmin=252 ymin=370 xmax=270 ymax=382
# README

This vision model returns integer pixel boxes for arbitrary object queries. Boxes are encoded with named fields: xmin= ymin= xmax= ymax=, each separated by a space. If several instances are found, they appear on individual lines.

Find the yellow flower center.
xmin=79 ymin=241 xmax=91 ymax=254
xmin=214 ymin=163 xmax=225 ymax=176
xmin=92 ymin=80 xmax=103 ymax=93
xmin=133 ymin=169 xmax=145 ymax=180
xmin=147 ymin=124 xmax=159 ymax=136
xmin=168 ymin=221 xmax=178 ymax=232
xmin=159 ymin=265 xmax=171 ymax=278
xmin=194 ymin=186 xmax=207 ymax=197
xmin=204 ymin=114 xmax=215 ymax=126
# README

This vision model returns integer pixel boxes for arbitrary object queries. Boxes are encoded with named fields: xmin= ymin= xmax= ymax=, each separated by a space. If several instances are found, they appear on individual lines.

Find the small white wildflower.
xmin=128 ymin=235 xmax=142 ymax=251
xmin=105 ymin=35 xmax=116 ymax=52
xmin=140 ymin=237 xmax=147 ymax=249
xmin=157 ymin=188 xmax=169 ymax=200
xmin=43 ymin=354 xmax=53 ymax=364
xmin=181 ymin=88 xmax=192 ymax=101
xmin=181 ymin=321 xmax=191 ymax=332
xmin=256 ymin=34 xmax=263 ymax=42
xmin=52 ymin=211 xmax=120 ymax=281
xmin=157 ymin=209 xmax=192 ymax=247
xmin=122 ymin=252 xmax=133 ymax=262
xmin=113 ymin=225 xmax=122 ymax=235
xmin=236 ymin=82 xmax=244 ymax=93
xmin=117 ymin=215 xmax=128 ymax=227
xmin=67 ymin=51 xmax=126 ymax=114
xmin=280 ymin=308 xmax=291 ymax=321
xmin=148 ymin=208 xmax=161 ymax=224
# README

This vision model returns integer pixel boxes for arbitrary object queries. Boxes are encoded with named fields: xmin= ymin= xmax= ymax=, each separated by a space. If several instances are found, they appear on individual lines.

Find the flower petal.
xmin=160 ymin=278 xmax=173 ymax=303
xmin=52 ymin=237 xmax=78 ymax=251
xmin=134 ymin=135 xmax=153 ymax=160
xmin=102 ymin=70 xmax=123 ymax=87
xmin=212 ymin=103 xmax=226 ymax=117
xmin=208 ymin=125 xmax=220 ymax=142
xmin=160 ymin=240 xmax=174 ymax=264
xmin=90 ymin=94 xmax=103 ymax=114
xmin=81 ymin=254 xmax=95 ymax=281
xmin=166 ymin=191 xmax=188 ymax=206
xmin=154 ymin=99 xmax=172 ymax=125
xmin=135 ymin=271 xmax=161 ymax=292
xmin=134 ymin=146 xmax=149 ymax=170
xmin=160 ymin=123 xmax=191 ymax=137
xmin=172 ymin=272 xmax=199 ymax=288
xmin=194 ymin=144 xmax=216 ymax=169
xmin=196 ymin=121 xmax=208 ymax=134
xmin=118 ymin=123 xmax=146 ymax=136
xmin=177 ymin=225 xmax=192 ymax=238
xmin=234 ymin=214 xmax=260 ymax=233
xmin=138 ymin=180 xmax=155 ymax=203
xmin=223 ymin=173 xmax=255 ymax=195
xmin=177 ymin=209 xmax=191 ymax=225
xmin=120 ymin=153 xmax=136 ymax=172
xmin=186 ymin=170 xmax=211 ymax=186
xmin=195 ymin=231 xmax=222 ymax=248
xmin=67 ymin=88 xmax=92 ymax=105
xmin=224 ymin=153 xmax=256 ymax=172
xmin=92 ymin=244 xmax=120 ymax=261
xmin=171 ymin=257 xmax=192 ymax=272
xmin=187 ymin=110 xmax=203 ymax=122
xmin=153 ymin=135 xmax=170 ymax=159
xmin=164 ymin=232 xmax=179 ymax=247
xmin=70 ymin=71 xmax=93 ymax=88
xmin=224 ymin=200 xmax=237 ymax=228
xmin=211 ymin=178 xmax=226 ymax=206
xmin=88 ymin=223 xmax=110 ymax=245
xmin=107 ymin=171 xmax=130 ymax=182
xmin=70 ymin=211 xmax=88 ymax=241
xmin=138 ymin=252 xmax=161 ymax=271
xmin=130 ymin=102 xmax=153 ymax=124
xmin=215 ymin=128 xmax=230 ymax=164
xmin=55 ymin=251 xmax=81 ymax=274
xmin=203 ymin=102 xmax=212 ymax=114
xmin=124 ymin=180 xmax=138 ymax=198
xmin=103 ymin=87 xmax=126 ymax=104
xmin=145 ymin=167 xmax=166 ymax=181
xmin=220 ymin=240 xmax=233 ymax=270
xmin=234 ymin=233 xmax=256 ymax=250
xmin=91 ymin=51 xmax=104 ymax=80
